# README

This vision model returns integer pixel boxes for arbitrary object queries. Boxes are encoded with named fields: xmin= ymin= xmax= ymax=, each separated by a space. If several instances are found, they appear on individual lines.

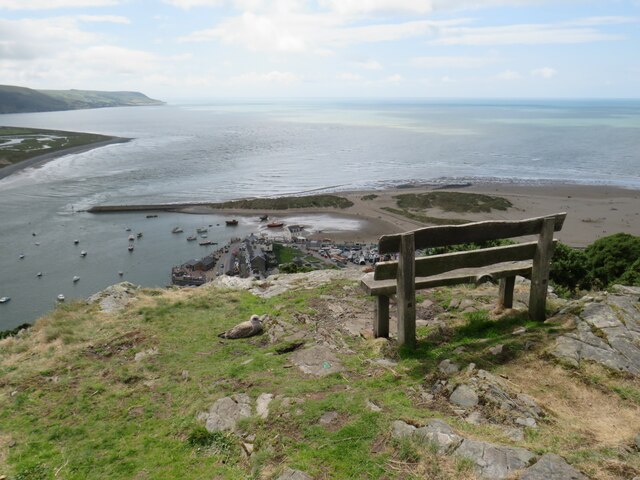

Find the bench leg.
xmin=374 ymin=295 xmax=389 ymax=338
xmin=529 ymin=217 xmax=555 ymax=321
xmin=397 ymin=233 xmax=416 ymax=348
xmin=499 ymin=276 xmax=515 ymax=308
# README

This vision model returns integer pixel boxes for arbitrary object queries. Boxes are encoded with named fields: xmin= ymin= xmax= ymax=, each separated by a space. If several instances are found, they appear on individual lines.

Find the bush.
xmin=550 ymin=242 xmax=592 ymax=292
xmin=584 ymin=233 xmax=640 ymax=288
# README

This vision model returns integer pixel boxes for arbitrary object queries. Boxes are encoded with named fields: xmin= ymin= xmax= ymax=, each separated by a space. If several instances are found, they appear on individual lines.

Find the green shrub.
xmin=550 ymin=242 xmax=592 ymax=292
xmin=617 ymin=257 xmax=640 ymax=286
xmin=584 ymin=233 xmax=640 ymax=288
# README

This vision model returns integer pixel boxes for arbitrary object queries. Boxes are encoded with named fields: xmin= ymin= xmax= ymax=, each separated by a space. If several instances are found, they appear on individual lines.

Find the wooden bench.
xmin=361 ymin=213 xmax=566 ymax=348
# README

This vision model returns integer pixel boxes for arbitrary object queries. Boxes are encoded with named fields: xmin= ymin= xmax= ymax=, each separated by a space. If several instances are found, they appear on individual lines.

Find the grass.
xmin=206 ymin=195 xmax=353 ymax=211
xmin=394 ymin=192 xmax=512 ymax=213
xmin=1 ymin=279 xmax=637 ymax=479
xmin=361 ymin=194 xmax=378 ymax=201
xmin=382 ymin=207 xmax=469 ymax=225
xmin=0 ymin=126 xmax=113 ymax=167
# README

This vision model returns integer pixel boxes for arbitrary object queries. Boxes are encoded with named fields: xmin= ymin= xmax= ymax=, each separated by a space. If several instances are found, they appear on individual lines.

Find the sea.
xmin=1 ymin=99 xmax=639 ymax=329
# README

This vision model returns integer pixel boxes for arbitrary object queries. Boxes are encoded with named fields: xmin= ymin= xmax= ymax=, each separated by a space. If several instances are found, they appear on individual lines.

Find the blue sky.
xmin=1 ymin=0 xmax=638 ymax=100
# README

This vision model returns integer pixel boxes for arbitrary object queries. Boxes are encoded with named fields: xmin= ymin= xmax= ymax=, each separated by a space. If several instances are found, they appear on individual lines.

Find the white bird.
xmin=218 ymin=314 xmax=265 ymax=339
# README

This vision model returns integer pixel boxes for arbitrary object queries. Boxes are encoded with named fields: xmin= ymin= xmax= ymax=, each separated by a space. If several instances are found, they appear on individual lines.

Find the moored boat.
xmin=137 ymin=232 xmax=143 ymax=238
xmin=57 ymin=294 xmax=65 ymax=302
xmin=128 ymin=235 xmax=135 ymax=242
xmin=0 ymin=297 xmax=10 ymax=304
xmin=80 ymin=250 xmax=87 ymax=257
xmin=187 ymin=235 xmax=197 ymax=241
xmin=73 ymin=276 xmax=80 ymax=282
xmin=225 ymin=219 xmax=239 ymax=226
xmin=36 ymin=272 xmax=42 ymax=277
xmin=74 ymin=239 xmax=79 ymax=245
xmin=128 ymin=245 xmax=134 ymax=252
xmin=196 ymin=227 xmax=208 ymax=233
xmin=171 ymin=227 xmax=184 ymax=233
xmin=260 ymin=215 xmax=269 ymax=222
xmin=267 ymin=221 xmax=284 ymax=228
xmin=146 ymin=214 xmax=158 ymax=218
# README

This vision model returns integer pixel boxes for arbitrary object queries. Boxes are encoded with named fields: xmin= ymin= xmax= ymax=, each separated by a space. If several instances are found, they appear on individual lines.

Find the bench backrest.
xmin=373 ymin=213 xmax=566 ymax=281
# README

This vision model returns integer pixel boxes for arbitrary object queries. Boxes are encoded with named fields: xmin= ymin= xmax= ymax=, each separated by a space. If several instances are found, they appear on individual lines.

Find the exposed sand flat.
xmin=172 ymin=183 xmax=640 ymax=247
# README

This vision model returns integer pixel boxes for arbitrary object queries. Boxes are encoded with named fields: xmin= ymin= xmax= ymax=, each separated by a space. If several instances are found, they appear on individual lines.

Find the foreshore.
xmin=87 ymin=182 xmax=640 ymax=247
xmin=0 ymin=136 xmax=131 ymax=181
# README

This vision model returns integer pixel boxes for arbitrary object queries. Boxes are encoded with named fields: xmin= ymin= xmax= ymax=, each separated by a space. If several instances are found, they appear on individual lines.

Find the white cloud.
xmin=431 ymin=20 xmax=624 ymax=46
xmin=337 ymin=72 xmax=363 ymax=81
xmin=162 ymin=0 xmax=223 ymax=8
xmin=354 ymin=59 xmax=382 ymax=70
xmin=411 ymin=55 xmax=500 ymax=69
xmin=319 ymin=0 xmax=433 ymax=16
xmin=76 ymin=15 xmax=131 ymax=24
xmin=231 ymin=70 xmax=301 ymax=84
xmin=384 ymin=73 xmax=403 ymax=83
xmin=496 ymin=69 xmax=521 ymax=80
xmin=531 ymin=66 xmax=557 ymax=78
xmin=0 ymin=0 xmax=119 ymax=9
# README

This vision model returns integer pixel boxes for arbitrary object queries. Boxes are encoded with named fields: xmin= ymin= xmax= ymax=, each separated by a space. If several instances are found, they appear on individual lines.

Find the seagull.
xmin=218 ymin=314 xmax=265 ymax=339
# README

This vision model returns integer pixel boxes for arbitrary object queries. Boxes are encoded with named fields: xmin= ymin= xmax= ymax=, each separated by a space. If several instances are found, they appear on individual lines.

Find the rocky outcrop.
xmin=88 ymin=282 xmax=139 ymax=313
xmin=290 ymin=345 xmax=344 ymax=377
xmin=198 ymin=394 xmax=253 ymax=433
xmin=550 ymin=289 xmax=640 ymax=375
xmin=391 ymin=419 xmax=585 ymax=480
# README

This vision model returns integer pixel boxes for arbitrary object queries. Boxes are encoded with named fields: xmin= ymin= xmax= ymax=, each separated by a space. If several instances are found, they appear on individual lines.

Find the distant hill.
xmin=0 ymin=84 xmax=164 ymax=114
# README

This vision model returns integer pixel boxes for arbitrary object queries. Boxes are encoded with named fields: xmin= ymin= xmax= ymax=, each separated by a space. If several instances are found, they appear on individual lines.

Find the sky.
xmin=1 ymin=0 xmax=639 ymax=101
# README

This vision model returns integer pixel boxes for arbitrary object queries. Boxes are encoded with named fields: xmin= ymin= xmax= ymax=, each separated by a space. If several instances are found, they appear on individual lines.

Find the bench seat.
xmin=361 ymin=260 xmax=533 ymax=296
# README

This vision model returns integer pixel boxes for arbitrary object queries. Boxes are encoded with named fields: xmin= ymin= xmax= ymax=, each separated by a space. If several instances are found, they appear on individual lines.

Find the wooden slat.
xmin=378 ymin=213 xmax=566 ymax=254
xmin=374 ymin=240 xmax=548 ymax=281
xmin=362 ymin=261 xmax=533 ymax=296
xmin=499 ymin=276 xmax=516 ymax=308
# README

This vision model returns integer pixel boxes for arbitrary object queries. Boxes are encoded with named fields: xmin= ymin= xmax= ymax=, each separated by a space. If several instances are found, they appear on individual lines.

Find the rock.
xmin=373 ymin=358 xmax=398 ymax=368
xmin=454 ymin=438 xmax=535 ymax=479
xmin=438 ymin=359 xmax=460 ymax=376
xmin=512 ymin=327 xmax=527 ymax=335
xmin=459 ymin=299 xmax=475 ymax=311
xmin=319 ymin=411 xmax=339 ymax=426
xmin=448 ymin=298 xmax=461 ymax=309
xmin=502 ymin=427 xmax=524 ymax=442
xmin=218 ymin=314 xmax=264 ymax=339
xmin=290 ymin=345 xmax=344 ymax=377
xmin=88 ymin=282 xmax=139 ymax=313
xmin=199 ymin=394 xmax=252 ymax=432
xmin=181 ymin=370 xmax=189 ymax=381
xmin=242 ymin=442 xmax=254 ymax=455
xmin=453 ymin=346 xmax=466 ymax=354
xmin=391 ymin=420 xmax=416 ymax=439
xmin=256 ymin=393 xmax=273 ymax=419
xmin=134 ymin=347 xmax=159 ymax=362
xmin=465 ymin=410 xmax=484 ymax=425
xmin=366 ymin=400 xmax=382 ymax=412
xmin=610 ymin=285 xmax=640 ymax=295
xmin=276 ymin=467 xmax=313 ymax=480
xmin=520 ymin=453 xmax=587 ymax=480
xmin=414 ymin=419 xmax=463 ymax=453
xmin=449 ymin=384 xmax=479 ymax=408
xmin=635 ymin=433 xmax=640 ymax=450
xmin=489 ymin=344 xmax=504 ymax=356
xmin=515 ymin=417 xmax=537 ymax=428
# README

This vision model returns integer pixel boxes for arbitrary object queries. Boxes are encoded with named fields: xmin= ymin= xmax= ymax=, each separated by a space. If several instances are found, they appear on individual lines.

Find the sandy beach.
xmin=0 ymin=136 xmax=131 ymax=181
xmin=99 ymin=182 xmax=640 ymax=247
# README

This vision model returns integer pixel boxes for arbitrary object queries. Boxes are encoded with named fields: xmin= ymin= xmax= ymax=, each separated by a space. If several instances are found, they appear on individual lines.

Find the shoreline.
xmin=0 ymin=136 xmax=132 ymax=181
xmin=85 ymin=182 xmax=640 ymax=247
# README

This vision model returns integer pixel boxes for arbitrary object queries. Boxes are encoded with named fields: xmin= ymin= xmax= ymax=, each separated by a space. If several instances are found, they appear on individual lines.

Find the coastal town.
xmin=171 ymin=220 xmax=382 ymax=286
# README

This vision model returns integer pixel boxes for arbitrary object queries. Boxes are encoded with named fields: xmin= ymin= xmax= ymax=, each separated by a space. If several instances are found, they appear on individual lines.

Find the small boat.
xmin=137 ymin=232 xmax=143 ymax=238
xmin=32 ymin=232 xmax=36 ymax=237
xmin=199 ymin=240 xmax=214 ymax=246
xmin=200 ymin=234 xmax=208 ymax=238
xmin=128 ymin=235 xmax=135 ymax=242
xmin=74 ymin=239 xmax=79 ymax=245
xmin=0 ymin=297 xmax=10 ymax=304
xmin=19 ymin=254 xmax=25 ymax=259
xmin=36 ymin=272 xmax=42 ymax=277
xmin=125 ymin=227 xmax=132 ymax=232
xmin=267 ymin=221 xmax=284 ymax=228
xmin=80 ymin=251 xmax=87 ymax=257
xmin=225 ymin=219 xmax=238 ymax=226
xmin=73 ymin=276 xmax=80 ymax=282
xmin=260 ymin=215 xmax=269 ymax=222
xmin=118 ymin=271 xmax=124 ymax=276
xmin=187 ymin=235 xmax=197 ymax=241
xmin=34 ymin=242 xmax=40 ymax=246
xmin=146 ymin=214 xmax=158 ymax=218
xmin=128 ymin=245 xmax=134 ymax=252
xmin=171 ymin=227 xmax=184 ymax=233
xmin=196 ymin=227 xmax=208 ymax=233
xmin=57 ymin=294 xmax=65 ymax=302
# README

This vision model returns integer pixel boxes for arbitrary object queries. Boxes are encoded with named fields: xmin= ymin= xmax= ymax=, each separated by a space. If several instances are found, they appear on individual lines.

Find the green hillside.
xmin=0 ymin=84 xmax=163 ymax=114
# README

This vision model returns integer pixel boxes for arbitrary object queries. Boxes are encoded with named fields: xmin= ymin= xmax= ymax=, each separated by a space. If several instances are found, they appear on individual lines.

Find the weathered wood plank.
xmin=362 ymin=261 xmax=533 ymax=296
xmin=378 ymin=213 xmax=566 ymax=254
xmin=374 ymin=295 xmax=390 ymax=338
xmin=499 ymin=276 xmax=516 ymax=308
xmin=529 ymin=217 xmax=555 ymax=321
xmin=374 ymin=240 xmax=547 ymax=281
xmin=396 ymin=233 xmax=416 ymax=348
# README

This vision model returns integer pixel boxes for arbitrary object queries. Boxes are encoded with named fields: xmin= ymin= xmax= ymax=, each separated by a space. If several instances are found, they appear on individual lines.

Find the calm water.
xmin=1 ymin=99 xmax=639 ymax=328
